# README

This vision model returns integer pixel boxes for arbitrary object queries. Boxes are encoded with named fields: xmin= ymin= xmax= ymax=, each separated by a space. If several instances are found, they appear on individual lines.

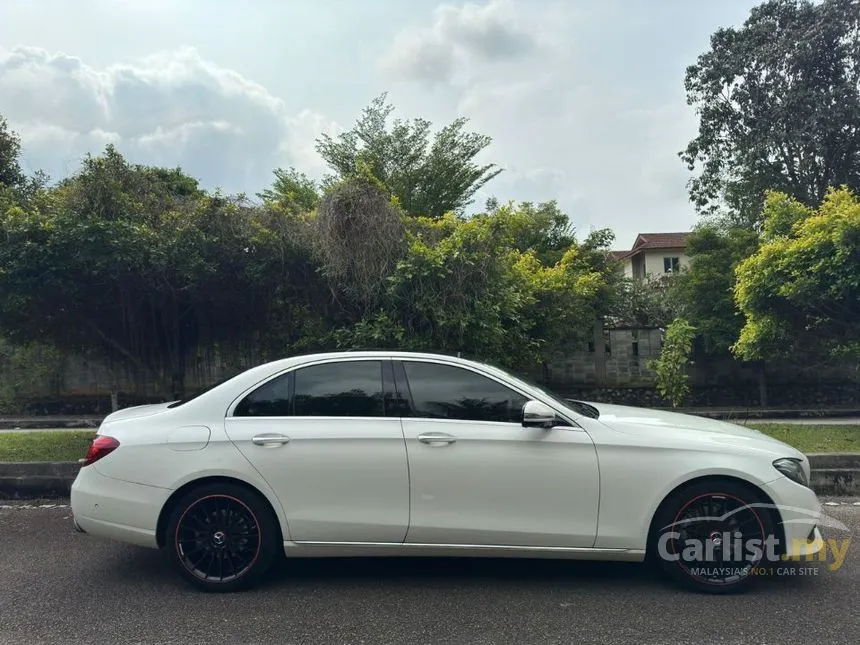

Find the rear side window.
xmin=294 ymin=361 xmax=384 ymax=417
xmin=234 ymin=373 xmax=291 ymax=417
xmin=402 ymin=361 xmax=527 ymax=423
xmin=233 ymin=361 xmax=387 ymax=417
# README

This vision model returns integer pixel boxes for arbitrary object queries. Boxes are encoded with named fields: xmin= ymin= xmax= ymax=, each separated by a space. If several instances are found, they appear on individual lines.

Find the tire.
xmin=650 ymin=479 xmax=778 ymax=594
xmin=165 ymin=482 xmax=280 ymax=592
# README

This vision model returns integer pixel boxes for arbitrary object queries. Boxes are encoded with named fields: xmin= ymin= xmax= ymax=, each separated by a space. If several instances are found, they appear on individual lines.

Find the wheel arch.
xmin=156 ymin=475 xmax=285 ymax=548
xmin=645 ymin=474 xmax=786 ymax=557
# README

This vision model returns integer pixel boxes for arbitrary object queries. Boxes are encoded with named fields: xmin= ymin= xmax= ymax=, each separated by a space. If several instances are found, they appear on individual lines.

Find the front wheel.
xmin=165 ymin=482 xmax=279 ymax=592
xmin=651 ymin=480 xmax=779 ymax=594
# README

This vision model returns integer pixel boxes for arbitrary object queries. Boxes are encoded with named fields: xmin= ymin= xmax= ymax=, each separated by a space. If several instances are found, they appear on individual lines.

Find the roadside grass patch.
xmin=748 ymin=424 xmax=860 ymax=454
xmin=0 ymin=431 xmax=96 ymax=462
xmin=0 ymin=425 xmax=857 ymax=462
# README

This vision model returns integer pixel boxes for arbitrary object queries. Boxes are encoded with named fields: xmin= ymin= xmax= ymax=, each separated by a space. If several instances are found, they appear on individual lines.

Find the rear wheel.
xmin=651 ymin=480 xmax=778 ymax=594
xmin=165 ymin=482 xmax=279 ymax=592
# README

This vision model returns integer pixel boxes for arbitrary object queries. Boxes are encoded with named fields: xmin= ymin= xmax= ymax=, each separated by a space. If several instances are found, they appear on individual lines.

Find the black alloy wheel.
xmin=166 ymin=482 xmax=279 ymax=592
xmin=652 ymin=480 xmax=779 ymax=594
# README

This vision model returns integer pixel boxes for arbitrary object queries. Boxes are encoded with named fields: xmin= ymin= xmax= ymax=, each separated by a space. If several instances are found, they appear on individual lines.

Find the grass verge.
xmin=747 ymin=424 xmax=859 ymax=454
xmin=0 ymin=431 xmax=95 ymax=462
xmin=0 ymin=425 xmax=857 ymax=462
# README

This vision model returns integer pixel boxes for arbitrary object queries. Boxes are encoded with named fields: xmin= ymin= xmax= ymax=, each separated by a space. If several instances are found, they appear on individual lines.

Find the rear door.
xmin=224 ymin=359 xmax=410 ymax=543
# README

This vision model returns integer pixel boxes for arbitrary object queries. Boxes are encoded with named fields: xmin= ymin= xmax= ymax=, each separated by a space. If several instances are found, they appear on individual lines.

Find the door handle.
xmin=418 ymin=432 xmax=457 ymax=445
xmin=252 ymin=433 xmax=291 ymax=446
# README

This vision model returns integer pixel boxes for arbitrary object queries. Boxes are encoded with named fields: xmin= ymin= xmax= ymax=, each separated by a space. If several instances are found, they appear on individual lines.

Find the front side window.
xmin=294 ymin=360 xmax=384 ymax=417
xmin=403 ymin=361 xmax=527 ymax=423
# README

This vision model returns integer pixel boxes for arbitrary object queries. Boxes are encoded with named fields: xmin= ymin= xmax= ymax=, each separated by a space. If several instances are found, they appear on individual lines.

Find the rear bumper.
xmin=70 ymin=464 xmax=169 ymax=548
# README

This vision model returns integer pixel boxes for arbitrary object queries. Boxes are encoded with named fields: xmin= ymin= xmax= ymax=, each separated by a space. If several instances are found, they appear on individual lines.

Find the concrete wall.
xmin=546 ymin=327 xmax=662 ymax=386
xmin=6 ymin=324 xmax=860 ymax=413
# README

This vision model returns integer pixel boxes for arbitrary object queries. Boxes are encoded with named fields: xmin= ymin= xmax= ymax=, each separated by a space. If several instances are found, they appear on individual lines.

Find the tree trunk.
xmin=758 ymin=362 xmax=768 ymax=409
xmin=171 ymin=372 xmax=185 ymax=401
xmin=110 ymin=390 xmax=119 ymax=412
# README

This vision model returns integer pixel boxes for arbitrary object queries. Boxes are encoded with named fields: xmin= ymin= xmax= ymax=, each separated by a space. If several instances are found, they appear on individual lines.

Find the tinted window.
xmin=403 ymin=362 xmax=527 ymax=423
xmin=294 ymin=361 xmax=384 ymax=417
xmin=234 ymin=373 xmax=291 ymax=417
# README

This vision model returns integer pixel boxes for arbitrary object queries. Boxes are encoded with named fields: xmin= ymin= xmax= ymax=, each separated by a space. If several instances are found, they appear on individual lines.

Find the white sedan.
xmin=71 ymin=351 xmax=823 ymax=593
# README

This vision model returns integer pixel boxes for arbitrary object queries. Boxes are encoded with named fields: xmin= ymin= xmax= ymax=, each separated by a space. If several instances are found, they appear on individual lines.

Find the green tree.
xmin=0 ymin=146 xmax=316 ymax=399
xmin=609 ymin=276 xmax=685 ymax=330
xmin=681 ymin=0 xmax=860 ymax=226
xmin=734 ymin=187 xmax=860 ymax=360
xmin=0 ymin=115 xmax=26 ymax=190
xmin=259 ymin=167 xmax=320 ymax=214
xmin=672 ymin=225 xmax=760 ymax=354
xmin=316 ymin=94 xmax=501 ymax=218
xmin=327 ymin=201 xmax=617 ymax=370
xmin=501 ymin=200 xmax=577 ymax=266
xmin=649 ymin=318 xmax=697 ymax=408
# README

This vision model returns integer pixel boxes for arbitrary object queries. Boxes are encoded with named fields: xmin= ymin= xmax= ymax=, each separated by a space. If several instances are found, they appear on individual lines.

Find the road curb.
xmin=0 ymin=462 xmax=81 ymax=498
xmin=2 ymin=455 xmax=860 ymax=499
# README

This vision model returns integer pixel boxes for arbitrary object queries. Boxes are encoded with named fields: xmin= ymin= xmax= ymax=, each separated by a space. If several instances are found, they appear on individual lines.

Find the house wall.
xmin=641 ymin=249 xmax=689 ymax=278
xmin=621 ymin=259 xmax=634 ymax=278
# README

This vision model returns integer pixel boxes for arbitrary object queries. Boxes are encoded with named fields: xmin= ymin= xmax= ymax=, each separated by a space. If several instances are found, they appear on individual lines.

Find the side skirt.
xmin=282 ymin=541 xmax=646 ymax=561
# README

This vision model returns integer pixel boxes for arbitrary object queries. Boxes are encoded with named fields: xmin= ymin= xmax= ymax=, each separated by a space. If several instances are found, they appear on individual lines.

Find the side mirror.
xmin=522 ymin=400 xmax=557 ymax=429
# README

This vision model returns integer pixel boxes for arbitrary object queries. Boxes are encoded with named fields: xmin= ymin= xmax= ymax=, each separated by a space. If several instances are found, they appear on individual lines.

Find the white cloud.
xmin=382 ymin=0 xmax=700 ymax=245
xmin=0 ymin=45 xmax=339 ymax=194
xmin=380 ymin=0 xmax=537 ymax=85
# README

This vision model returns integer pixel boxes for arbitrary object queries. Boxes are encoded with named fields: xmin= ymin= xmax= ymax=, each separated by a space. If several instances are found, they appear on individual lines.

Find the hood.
xmin=580 ymin=401 xmax=767 ymax=439
xmin=581 ymin=400 xmax=807 ymax=464
xmin=100 ymin=402 xmax=175 ymax=425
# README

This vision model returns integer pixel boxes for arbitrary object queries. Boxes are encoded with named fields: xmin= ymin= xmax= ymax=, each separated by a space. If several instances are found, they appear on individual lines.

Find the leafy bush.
xmin=649 ymin=318 xmax=696 ymax=408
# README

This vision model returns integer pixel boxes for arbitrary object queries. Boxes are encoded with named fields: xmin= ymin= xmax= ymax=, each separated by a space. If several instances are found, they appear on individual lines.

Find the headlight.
xmin=773 ymin=457 xmax=809 ymax=487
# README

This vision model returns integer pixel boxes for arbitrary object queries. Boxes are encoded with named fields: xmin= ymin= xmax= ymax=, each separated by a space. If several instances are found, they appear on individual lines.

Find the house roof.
xmin=630 ymin=232 xmax=691 ymax=251
xmin=611 ymin=231 xmax=692 ymax=261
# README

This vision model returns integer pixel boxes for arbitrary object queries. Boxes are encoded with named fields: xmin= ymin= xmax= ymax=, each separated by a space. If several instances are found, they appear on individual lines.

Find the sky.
xmin=0 ymin=0 xmax=761 ymax=249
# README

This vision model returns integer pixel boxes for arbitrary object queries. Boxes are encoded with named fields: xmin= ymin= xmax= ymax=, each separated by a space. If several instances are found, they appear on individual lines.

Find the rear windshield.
xmin=167 ymin=373 xmax=240 ymax=408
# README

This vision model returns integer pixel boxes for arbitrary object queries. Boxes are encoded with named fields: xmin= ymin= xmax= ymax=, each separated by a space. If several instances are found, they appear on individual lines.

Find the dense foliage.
xmin=0 ymin=107 xmax=619 ymax=398
xmin=734 ymin=188 xmax=860 ymax=361
xmin=0 ymin=146 xmax=322 ymax=398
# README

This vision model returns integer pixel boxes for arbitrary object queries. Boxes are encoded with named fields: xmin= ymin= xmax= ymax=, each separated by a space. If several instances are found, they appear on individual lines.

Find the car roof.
xmin=264 ymin=350 xmax=489 ymax=372
xmin=174 ymin=350 xmax=517 ymax=412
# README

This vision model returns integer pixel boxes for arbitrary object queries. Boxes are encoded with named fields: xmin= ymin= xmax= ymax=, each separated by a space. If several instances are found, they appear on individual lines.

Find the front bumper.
xmin=70 ymin=464 xmax=168 ymax=548
xmin=764 ymin=475 xmax=825 ymax=559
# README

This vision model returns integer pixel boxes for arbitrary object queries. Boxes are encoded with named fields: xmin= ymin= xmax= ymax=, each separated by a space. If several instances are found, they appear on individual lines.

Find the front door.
xmin=398 ymin=359 xmax=599 ymax=548
xmin=224 ymin=359 xmax=409 ymax=543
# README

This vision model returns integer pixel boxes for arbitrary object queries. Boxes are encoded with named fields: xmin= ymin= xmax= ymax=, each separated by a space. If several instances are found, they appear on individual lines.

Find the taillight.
xmin=80 ymin=435 xmax=120 ymax=466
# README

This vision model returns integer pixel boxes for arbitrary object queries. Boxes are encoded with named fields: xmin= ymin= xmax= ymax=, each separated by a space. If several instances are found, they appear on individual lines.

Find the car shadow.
xmin=268 ymin=556 xmax=663 ymax=589
xmin=111 ymin=545 xmax=825 ymax=596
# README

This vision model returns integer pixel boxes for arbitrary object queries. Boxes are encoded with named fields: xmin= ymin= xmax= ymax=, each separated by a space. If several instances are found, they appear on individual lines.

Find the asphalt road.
xmin=1 ymin=501 xmax=858 ymax=645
